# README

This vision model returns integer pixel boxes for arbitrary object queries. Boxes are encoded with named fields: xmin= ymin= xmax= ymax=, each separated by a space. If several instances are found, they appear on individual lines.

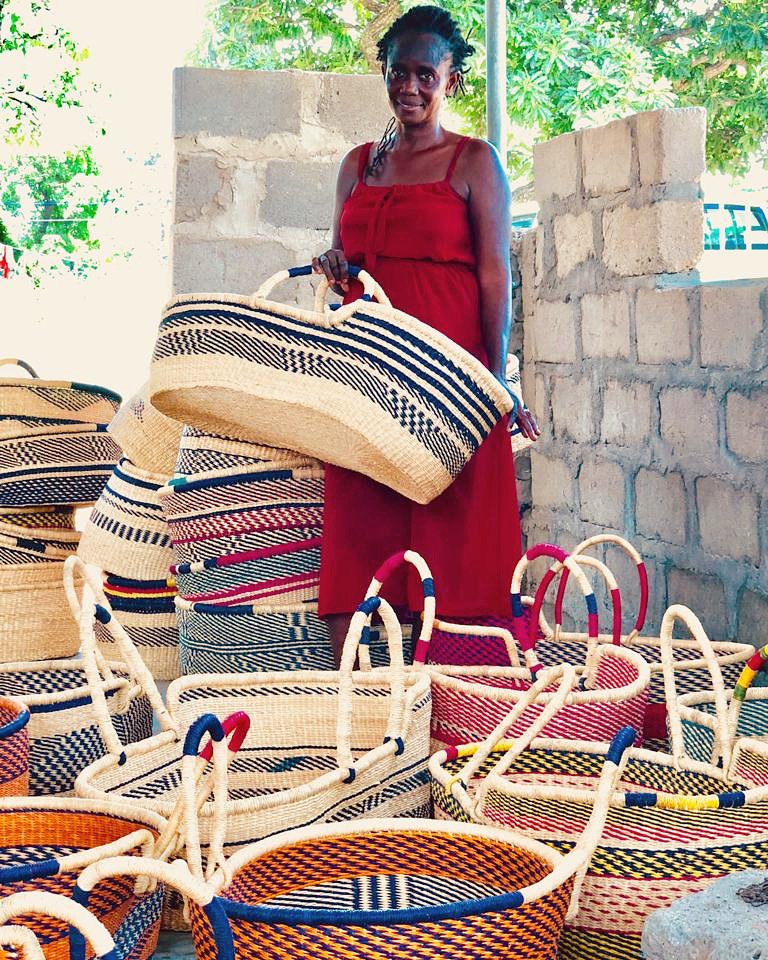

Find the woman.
xmin=313 ymin=4 xmax=539 ymax=663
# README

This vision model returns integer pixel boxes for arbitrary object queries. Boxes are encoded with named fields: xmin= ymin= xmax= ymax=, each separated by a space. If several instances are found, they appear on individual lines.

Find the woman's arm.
xmin=465 ymin=140 xmax=540 ymax=440
xmin=312 ymin=145 xmax=362 ymax=293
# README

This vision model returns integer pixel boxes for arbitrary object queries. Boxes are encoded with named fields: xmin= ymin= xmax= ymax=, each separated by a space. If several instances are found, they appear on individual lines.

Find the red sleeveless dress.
xmin=318 ymin=137 xmax=522 ymax=618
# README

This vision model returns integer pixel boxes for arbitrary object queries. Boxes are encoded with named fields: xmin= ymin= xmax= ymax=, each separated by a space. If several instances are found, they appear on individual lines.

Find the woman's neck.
xmin=395 ymin=120 xmax=447 ymax=153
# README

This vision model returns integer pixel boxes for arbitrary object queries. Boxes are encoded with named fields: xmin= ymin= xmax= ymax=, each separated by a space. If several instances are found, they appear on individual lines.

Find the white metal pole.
xmin=485 ymin=0 xmax=507 ymax=171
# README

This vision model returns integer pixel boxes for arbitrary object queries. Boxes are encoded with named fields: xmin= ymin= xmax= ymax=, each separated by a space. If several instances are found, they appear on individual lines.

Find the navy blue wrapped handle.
xmin=607 ymin=726 xmax=636 ymax=765
xmin=288 ymin=263 xmax=362 ymax=279
xmin=183 ymin=713 xmax=226 ymax=758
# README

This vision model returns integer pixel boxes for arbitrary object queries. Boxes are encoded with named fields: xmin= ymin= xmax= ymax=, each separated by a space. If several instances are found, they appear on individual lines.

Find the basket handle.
xmin=726 ymin=642 xmax=768 ymax=747
xmin=427 ymin=616 xmax=522 ymax=668
xmin=661 ymin=604 xmax=731 ymax=766
xmin=252 ymin=263 xmax=392 ymax=323
xmin=0 ymin=358 xmax=39 ymax=378
xmin=446 ymin=664 xmax=578 ymax=811
xmin=0 ymin=924 xmax=47 ymax=959
xmin=63 ymin=556 xmax=179 ymax=760
xmin=360 ymin=550 xmax=435 ymax=667
xmin=554 ymin=535 xmax=648 ymax=642
xmin=336 ymin=594 xmax=407 ymax=774
xmin=0 ymin=892 xmax=115 ymax=960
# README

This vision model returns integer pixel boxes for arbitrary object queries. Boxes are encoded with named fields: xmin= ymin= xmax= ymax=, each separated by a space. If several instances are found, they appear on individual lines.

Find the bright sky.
xmin=2 ymin=0 xmax=210 ymax=400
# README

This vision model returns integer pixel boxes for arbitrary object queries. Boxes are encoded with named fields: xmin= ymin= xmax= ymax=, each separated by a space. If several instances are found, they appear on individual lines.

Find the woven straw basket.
xmin=0 ymin=530 xmax=79 ymax=565
xmin=0 ymin=358 xmax=121 ymax=425
xmin=506 ymin=352 xmax=532 ymax=455
xmin=0 ymin=561 xmax=82 ymax=661
xmin=0 ymin=422 xmax=121 ymax=507
xmin=0 ymin=696 xmax=29 ymax=797
xmin=0 ymin=796 xmax=166 ymax=959
xmin=149 ymin=264 xmax=512 ymax=504
xmin=431 ymin=606 xmax=768 ymax=960
xmin=0 ymin=508 xmax=77 ymax=533
xmin=78 ymin=458 xmax=174 ymax=580
xmin=77 ymin=594 xmax=432 ymax=927
xmin=175 ymin=425 xmax=318 ymax=479
xmin=107 ymin=382 xmax=183 ymax=475
xmin=516 ymin=535 xmax=753 ymax=748
xmin=76 ymin=721 xmax=633 ymax=960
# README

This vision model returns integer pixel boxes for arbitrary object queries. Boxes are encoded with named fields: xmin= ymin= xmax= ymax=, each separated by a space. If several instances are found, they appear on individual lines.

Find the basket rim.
xmin=0 ymin=697 xmax=30 ymax=737
xmin=0 ymin=378 xmax=121 ymax=404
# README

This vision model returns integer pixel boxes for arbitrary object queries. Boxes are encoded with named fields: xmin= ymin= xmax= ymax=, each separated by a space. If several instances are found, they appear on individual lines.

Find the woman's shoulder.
xmin=458 ymin=135 xmax=502 ymax=167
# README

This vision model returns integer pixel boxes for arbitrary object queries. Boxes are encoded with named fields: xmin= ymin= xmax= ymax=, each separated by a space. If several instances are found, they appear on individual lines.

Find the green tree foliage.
xmin=191 ymin=0 xmax=767 ymax=179
xmin=0 ymin=0 xmax=112 ymax=281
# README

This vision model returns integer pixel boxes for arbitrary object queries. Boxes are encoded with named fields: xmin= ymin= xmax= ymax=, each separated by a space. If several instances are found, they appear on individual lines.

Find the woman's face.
xmin=383 ymin=31 xmax=458 ymax=127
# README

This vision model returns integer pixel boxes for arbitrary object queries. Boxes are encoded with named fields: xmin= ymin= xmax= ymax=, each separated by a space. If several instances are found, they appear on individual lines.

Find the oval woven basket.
xmin=0 ymin=561 xmax=82 ymax=661
xmin=0 ymin=530 xmax=79 ymax=565
xmin=175 ymin=425 xmax=318 ymax=479
xmin=0 ymin=506 xmax=77 ymax=530
xmin=149 ymin=266 xmax=512 ymax=504
xmin=0 ymin=423 xmax=121 ymax=507
xmin=107 ymin=382 xmax=183 ymax=475
xmin=78 ymin=458 xmax=174 ymax=580
xmin=0 ymin=359 xmax=121 ymax=425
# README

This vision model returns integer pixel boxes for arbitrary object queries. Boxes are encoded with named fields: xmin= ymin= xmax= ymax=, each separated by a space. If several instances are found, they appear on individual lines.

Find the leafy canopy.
xmin=191 ymin=0 xmax=768 ymax=178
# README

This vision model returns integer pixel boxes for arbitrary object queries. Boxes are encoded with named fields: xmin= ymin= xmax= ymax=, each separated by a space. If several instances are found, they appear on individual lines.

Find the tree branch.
xmin=652 ymin=0 xmax=724 ymax=45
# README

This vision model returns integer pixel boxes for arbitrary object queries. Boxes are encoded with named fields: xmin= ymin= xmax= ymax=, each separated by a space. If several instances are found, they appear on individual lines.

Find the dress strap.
xmin=444 ymin=136 xmax=471 ymax=183
xmin=357 ymin=142 xmax=373 ymax=182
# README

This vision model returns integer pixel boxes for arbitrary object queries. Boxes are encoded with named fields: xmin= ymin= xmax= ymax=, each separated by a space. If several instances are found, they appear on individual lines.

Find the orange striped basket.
xmin=0 ymin=697 xmax=29 ymax=797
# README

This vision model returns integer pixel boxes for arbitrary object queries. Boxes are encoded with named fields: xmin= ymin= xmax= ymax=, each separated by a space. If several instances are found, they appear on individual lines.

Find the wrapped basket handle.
xmin=554 ymin=535 xmax=648 ymax=642
xmin=0 ymin=924 xmax=47 ymax=959
xmin=661 ymin=604 xmax=731 ymax=767
xmin=253 ymin=263 xmax=392 ymax=319
xmin=726 ymin=642 xmax=768 ymax=747
xmin=0 ymin=358 xmax=39 ymax=378
xmin=427 ymin=616 xmax=522 ymax=669
xmin=0 ymin=892 xmax=115 ymax=960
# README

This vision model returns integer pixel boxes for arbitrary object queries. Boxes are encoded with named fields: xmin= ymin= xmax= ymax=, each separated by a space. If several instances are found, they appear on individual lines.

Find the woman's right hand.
xmin=312 ymin=248 xmax=349 ymax=294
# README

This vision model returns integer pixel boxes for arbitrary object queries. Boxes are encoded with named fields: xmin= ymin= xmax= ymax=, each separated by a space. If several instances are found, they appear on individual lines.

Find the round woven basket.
xmin=0 ymin=359 xmax=121 ymax=425
xmin=149 ymin=267 xmax=512 ymax=504
xmin=0 ymin=562 xmax=82 ymax=661
xmin=107 ymin=382 xmax=183 ymax=475
xmin=78 ymin=458 xmax=174 ymax=580
xmin=0 ymin=506 xmax=77 ymax=529
xmin=0 ymin=531 xmax=79 ymax=564
xmin=175 ymin=425 xmax=318 ymax=479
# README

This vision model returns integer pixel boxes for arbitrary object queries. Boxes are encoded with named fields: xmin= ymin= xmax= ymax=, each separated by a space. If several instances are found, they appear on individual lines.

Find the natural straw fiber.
xmin=107 ymin=382 xmax=184 ymax=475
xmin=0 ymin=423 xmax=121 ymax=507
xmin=506 ymin=353 xmax=532 ymax=455
xmin=78 ymin=458 xmax=174 ymax=579
xmin=0 ymin=561 xmax=82 ymax=661
xmin=149 ymin=265 xmax=512 ymax=504
xmin=0 ymin=358 xmax=121 ymax=425
xmin=431 ymin=605 xmax=768 ymax=960
xmin=0 ymin=530 xmax=79 ymax=564
xmin=0 ymin=796 xmax=166 ymax=960
xmin=175 ymin=425 xmax=318 ymax=479
xmin=0 ymin=506 xmax=77 ymax=530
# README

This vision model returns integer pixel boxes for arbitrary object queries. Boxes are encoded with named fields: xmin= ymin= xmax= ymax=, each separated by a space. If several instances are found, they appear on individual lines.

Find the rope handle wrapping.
xmin=727 ymin=642 xmax=768 ymax=743
xmin=0 ymin=358 xmax=39 ymax=379
xmin=553 ymin=535 xmax=649 ymax=643
xmin=661 ymin=604 xmax=731 ymax=767
xmin=63 ymin=556 xmax=178 ymax=758
xmin=0 ymin=924 xmax=48 ymax=959
xmin=252 ymin=264 xmax=392 ymax=324
xmin=447 ymin=665 xmax=578 ymax=811
xmin=0 ymin=892 xmax=116 ymax=960
xmin=510 ymin=544 xmax=604 ymax=675
xmin=337 ymin=594 xmax=406 ymax=772
xmin=360 ymin=550 xmax=435 ymax=667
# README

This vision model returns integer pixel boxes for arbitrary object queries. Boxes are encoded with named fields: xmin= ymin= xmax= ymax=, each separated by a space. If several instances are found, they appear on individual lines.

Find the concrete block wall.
xmin=172 ymin=68 xmax=390 ymax=302
xmin=522 ymin=106 xmax=768 ymax=642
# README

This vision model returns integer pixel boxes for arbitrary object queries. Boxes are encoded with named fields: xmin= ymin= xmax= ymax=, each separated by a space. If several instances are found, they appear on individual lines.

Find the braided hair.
xmin=366 ymin=5 xmax=474 ymax=179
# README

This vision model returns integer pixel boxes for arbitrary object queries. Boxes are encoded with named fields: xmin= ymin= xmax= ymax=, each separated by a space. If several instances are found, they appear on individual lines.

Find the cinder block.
xmin=531 ymin=300 xmax=577 ymax=363
xmin=173 ymin=237 xmax=297 ymax=296
xmin=660 ymin=387 xmax=718 ymax=461
xmin=726 ymin=390 xmax=768 ymax=463
xmin=738 ymin=588 xmax=768 ymax=646
xmin=533 ymin=132 xmax=579 ymax=202
xmin=579 ymin=459 xmax=625 ymax=528
xmin=582 ymin=118 xmax=633 ymax=196
xmin=582 ymin=292 xmax=631 ymax=359
xmin=174 ymin=67 xmax=302 ymax=138
xmin=552 ymin=376 xmax=594 ymax=443
xmin=554 ymin=211 xmax=595 ymax=278
xmin=520 ymin=229 xmax=537 ymax=317
xmin=700 ymin=283 xmax=765 ymax=367
xmin=315 ymin=73 xmax=391 ymax=144
xmin=260 ymin=160 xmax=338 ymax=229
xmin=603 ymin=201 xmax=703 ymax=277
xmin=530 ymin=451 xmax=574 ymax=509
xmin=635 ymin=107 xmax=706 ymax=187
xmin=601 ymin=381 xmax=651 ymax=446
xmin=696 ymin=476 xmax=760 ymax=564
xmin=635 ymin=288 xmax=691 ymax=363
xmin=667 ymin=567 xmax=729 ymax=639
xmin=635 ymin=468 xmax=686 ymax=545
xmin=175 ymin=154 xmax=231 ymax=223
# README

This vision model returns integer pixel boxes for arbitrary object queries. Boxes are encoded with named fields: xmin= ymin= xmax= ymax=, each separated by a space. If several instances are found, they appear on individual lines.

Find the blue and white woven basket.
xmin=175 ymin=425 xmax=316 ymax=480
xmin=149 ymin=265 xmax=513 ymax=504
xmin=107 ymin=382 xmax=184 ymax=476
xmin=0 ymin=359 xmax=121 ymax=426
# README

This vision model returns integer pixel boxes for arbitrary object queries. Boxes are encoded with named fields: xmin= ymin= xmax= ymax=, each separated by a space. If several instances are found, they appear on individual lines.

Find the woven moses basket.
xmin=107 ymin=382 xmax=183 ymax=475
xmin=149 ymin=264 xmax=513 ymax=504
xmin=77 ymin=724 xmax=634 ymax=960
xmin=0 ymin=359 xmax=121 ymax=426
xmin=431 ymin=606 xmax=768 ymax=960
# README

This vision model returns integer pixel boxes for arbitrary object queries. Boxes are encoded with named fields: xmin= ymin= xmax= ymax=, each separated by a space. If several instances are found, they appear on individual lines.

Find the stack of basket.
xmin=78 ymin=385 xmax=183 ymax=681
xmin=0 ymin=359 xmax=121 ymax=661
xmin=160 ymin=427 xmax=332 ymax=673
